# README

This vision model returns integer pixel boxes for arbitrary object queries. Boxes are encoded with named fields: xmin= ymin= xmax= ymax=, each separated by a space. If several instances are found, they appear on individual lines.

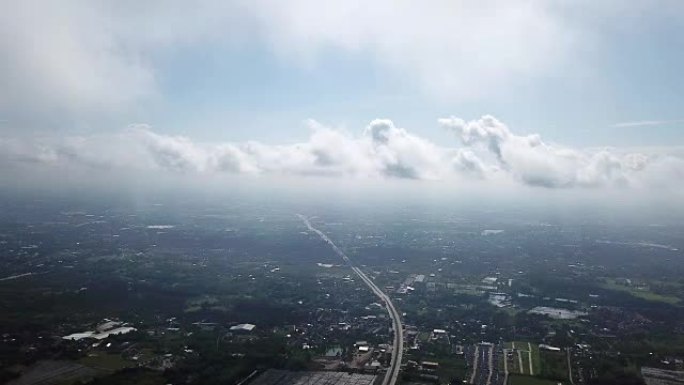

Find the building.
xmin=230 ymin=323 xmax=256 ymax=332
xmin=539 ymin=344 xmax=561 ymax=352
xmin=421 ymin=361 xmax=439 ymax=370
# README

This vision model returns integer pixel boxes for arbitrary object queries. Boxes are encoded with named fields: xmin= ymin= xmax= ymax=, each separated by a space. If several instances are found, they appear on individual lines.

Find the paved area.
xmin=249 ymin=370 xmax=377 ymax=385
xmin=7 ymin=360 xmax=99 ymax=385
xmin=641 ymin=367 xmax=684 ymax=385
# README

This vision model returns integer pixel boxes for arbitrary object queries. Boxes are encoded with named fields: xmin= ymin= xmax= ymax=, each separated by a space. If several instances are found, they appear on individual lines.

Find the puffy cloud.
xmin=1 ymin=116 xmax=683 ymax=190
xmin=363 ymin=119 xmax=446 ymax=180
xmin=438 ymin=115 xmax=680 ymax=188
xmin=451 ymin=149 xmax=492 ymax=178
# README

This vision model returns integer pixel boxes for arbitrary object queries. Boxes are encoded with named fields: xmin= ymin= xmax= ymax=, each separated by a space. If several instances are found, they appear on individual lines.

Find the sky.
xmin=1 ymin=0 xmax=683 ymax=196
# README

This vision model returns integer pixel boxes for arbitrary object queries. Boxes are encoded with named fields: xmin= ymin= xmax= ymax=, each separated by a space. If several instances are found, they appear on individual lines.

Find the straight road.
xmin=298 ymin=215 xmax=403 ymax=385
xmin=469 ymin=345 xmax=479 ymax=384
xmin=527 ymin=342 xmax=534 ymax=375
xmin=567 ymin=348 xmax=575 ymax=385
xmin=470 ymin=344 xmax=494 ymax=385
xmin=486 ymin=345 xmax=494 ymax=385
xmin=503 ymin=348 xmax=509 ymax=385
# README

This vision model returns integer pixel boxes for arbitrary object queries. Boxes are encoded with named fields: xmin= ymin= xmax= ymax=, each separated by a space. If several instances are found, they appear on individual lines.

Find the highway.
xmin=566 ymin=348 xmax=575 ymax=385
xmin=298 ymin=215 xmax=403 ymax=385
xmin=467 ymin=343 xmax=501 ymax=385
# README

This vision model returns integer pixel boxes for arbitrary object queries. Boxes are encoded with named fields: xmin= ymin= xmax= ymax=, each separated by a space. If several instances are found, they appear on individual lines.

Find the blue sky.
xmin=143 ymin=4 xmax=684 ymax=148
xmin=1 ymin=1 xmax=683 ymax=192
xmin=166 ymin=22 xmax=684 ymax=148
xmin=1 ymin=1 xmax=682 ymax=145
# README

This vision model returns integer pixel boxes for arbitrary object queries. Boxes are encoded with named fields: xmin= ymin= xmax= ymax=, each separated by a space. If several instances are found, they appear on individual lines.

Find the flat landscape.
xmin=0 ymin=193 xmax=683 ymax=385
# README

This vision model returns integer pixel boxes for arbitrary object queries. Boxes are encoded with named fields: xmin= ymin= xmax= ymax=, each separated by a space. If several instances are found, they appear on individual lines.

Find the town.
xmin=1 ymin=196 xmax=683 ymax=385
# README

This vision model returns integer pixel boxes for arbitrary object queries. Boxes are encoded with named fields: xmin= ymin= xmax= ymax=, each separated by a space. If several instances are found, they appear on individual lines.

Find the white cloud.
xmin=0 ymin=1 xmax=247 ymax=124
xmin=0 ymin=0 xmax=597 ymax=126
xmin=2 ymin=116 xmax=683 ymax=191
xmin=439 ymin=115 xmax=684 ymax=188
xmin=611 ymin=119 xmax=684 ymax=128
xmin=126 ymin=119 xmax=454 ymax=180
xmin=243 ymin=0 xmax=578 ymax=99
xmin=3 ymin=0 xmax=682 ymax=134
xmin=0 ymin=2 xmax=152 ymax=118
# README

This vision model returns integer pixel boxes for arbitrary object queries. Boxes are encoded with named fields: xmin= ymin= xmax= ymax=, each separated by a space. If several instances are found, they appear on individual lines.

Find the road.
xmin=469 ymin=345 xmax=479 ymax=384
xmin=502 ymin=348 xmax=509 ymax=385
xmin=566 ymin=348 xmax=575 ymax=385
xmin=469 ymin=344 xmax=496 ymax=385
xmin=298 ymin=215 xmax=403 ymax=385
xmin=527 ymin=342 xmax=534 ymax=375
xmin=486 ymin=346 xmax=494 ymax=385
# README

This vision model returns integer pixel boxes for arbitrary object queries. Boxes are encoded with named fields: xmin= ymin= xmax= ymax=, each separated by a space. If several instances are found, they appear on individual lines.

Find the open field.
xmin=601 ymin=279 xmax=680 ymax=304
xmin=435 ymin=357 xmax=468 ymax=383
xmin=539 ymin=350 xmax=567 ymax=381
xmin=7 ymin=360 xmax=99 ymax=385
xmin=508 ymin=341 xmax=538 ymax=376
xmin=521 ymin=351 xmax=531 ymax=375
xmin=530 ymin=344 xmax=541 ymax=377
xmin=80 ymin=353 xmax=132 ymax=371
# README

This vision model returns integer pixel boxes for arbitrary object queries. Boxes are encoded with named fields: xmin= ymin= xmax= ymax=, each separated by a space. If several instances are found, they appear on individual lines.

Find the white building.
xmin=230 ymin=323 xmax=256 ymax=332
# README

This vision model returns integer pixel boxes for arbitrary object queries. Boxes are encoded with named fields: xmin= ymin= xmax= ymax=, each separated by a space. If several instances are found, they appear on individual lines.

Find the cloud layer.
xmin=1 ymin=0 xmax=649 ymax=126
xmin=2 ymin=116 xmax=682 ymax=190
xmin=243 ymin=0 xmax=577 ymax=99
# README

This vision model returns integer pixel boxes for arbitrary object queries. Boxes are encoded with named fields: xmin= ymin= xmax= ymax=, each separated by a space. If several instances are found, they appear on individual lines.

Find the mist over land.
xmin=2 ymin=1 xmax=684 ymax=385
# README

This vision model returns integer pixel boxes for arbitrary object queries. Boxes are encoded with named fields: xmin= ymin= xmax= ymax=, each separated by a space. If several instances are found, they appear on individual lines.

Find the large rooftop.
xmin=230 ymin=323 xmax=256 ymax=332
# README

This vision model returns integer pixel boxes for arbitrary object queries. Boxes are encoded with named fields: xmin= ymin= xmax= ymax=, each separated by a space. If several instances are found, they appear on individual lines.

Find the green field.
xmin=436 ymin=356 xmax=468 ymax=383
xmin=506 ymin=341 xmax=566 ymax=381
xmin=79 ymin=353 xmax=131 ymax=371
xmin=530 ymin=344 xmax=541 ymax=376
xmin=521 ymin=351 xmax=531 ymax=375
xmin=508 ymin=341 xmax=539 ymax=376
xmin=417 ymin=332 xmax=431 ymax=342
xmin=497 ymin=352 xmax=505 ymax=371
xmin=506 ymin=351 xmax=521 ymax=374
xmin=539 ymin=350 xmax=568 ymax=381
xmin=601 ymin=279 xmax=680 ymax=304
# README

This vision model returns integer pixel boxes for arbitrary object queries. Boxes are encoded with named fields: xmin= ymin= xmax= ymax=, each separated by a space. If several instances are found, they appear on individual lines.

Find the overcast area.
xmin=1 ymin=0 xmax=683 ymax=200
xmin=3 ymin=5 xmax=684 ymax=384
